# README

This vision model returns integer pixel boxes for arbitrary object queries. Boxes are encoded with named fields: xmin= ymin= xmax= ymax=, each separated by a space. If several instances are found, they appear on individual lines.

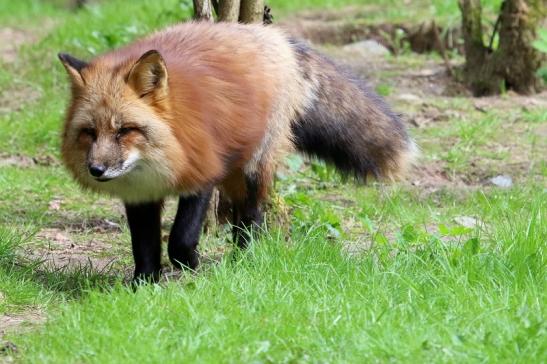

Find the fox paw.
xmin=169 ymin=249 xmax=199 ymax=271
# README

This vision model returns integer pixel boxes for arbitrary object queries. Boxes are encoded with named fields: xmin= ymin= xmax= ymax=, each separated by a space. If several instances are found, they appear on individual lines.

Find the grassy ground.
xmin=0 ymin=0 xmax=545 ymax=362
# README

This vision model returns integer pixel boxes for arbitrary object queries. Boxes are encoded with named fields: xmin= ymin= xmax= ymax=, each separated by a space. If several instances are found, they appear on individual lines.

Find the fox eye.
xmin=80 ymin=127 xmax=96 ymax=140
xmin=117 ymin=126 xmax=138 ymax=139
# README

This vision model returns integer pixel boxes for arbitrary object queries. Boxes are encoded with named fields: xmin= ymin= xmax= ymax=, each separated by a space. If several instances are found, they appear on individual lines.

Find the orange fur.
xmin=61 ymin=22 xmax=296 ymax=203
xmin=60 ymin=21 xmax=415 ymax=206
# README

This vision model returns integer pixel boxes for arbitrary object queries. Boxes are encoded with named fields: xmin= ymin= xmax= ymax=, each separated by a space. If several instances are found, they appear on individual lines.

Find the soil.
xmin=0 ymin=310 xmax=44 ymax=343
xmin=24 ymin=227 xmax=124 ymax=274
xmin=0 ymin=21 xmax=55 ymax=115
xmin=280 ymin=6 xmax=463 ymax=54
xmin=0 ymin=27 xmax=40 ymax=116
xmin=0 ymin=86 xmax=42 ymax=115
xmin=0 ymin=154 xmax=56 ymax=168
xmin=0 ymin=28 xmax=37 ymax=64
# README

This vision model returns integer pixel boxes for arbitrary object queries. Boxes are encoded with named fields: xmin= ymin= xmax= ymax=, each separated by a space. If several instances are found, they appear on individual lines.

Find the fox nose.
xmin=89 ymin=164 xmax=107 ymax=177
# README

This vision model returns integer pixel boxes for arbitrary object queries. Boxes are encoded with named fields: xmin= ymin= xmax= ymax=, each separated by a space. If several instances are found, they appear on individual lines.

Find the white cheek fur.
xmin=86 ymin=149 xmax=177 ymax=203
xmin=101 ymin=149 xmax=141 ymax=179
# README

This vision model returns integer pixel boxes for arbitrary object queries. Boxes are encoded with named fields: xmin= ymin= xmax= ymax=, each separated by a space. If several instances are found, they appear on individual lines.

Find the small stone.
xmin=489 ymin=175 xmax=513 ymax=188
xmin=454 ymin=216 xmax=483 ymax=229
xmin=343 ymin=40 xmax=390 ymax=57
xmin=48 ymin=199 xmax=62 ymax=211
xmin=397 ymin=93 xmax=421 ymax=102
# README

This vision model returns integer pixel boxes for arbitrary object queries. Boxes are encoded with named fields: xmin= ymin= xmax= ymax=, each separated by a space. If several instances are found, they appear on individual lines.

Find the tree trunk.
xmin=239 ymin=0 xmax=264 ymax=23
xmin=193 ymin=0 xmax=214 ymax=21
xmin=496 ymin=0 xmax=543 ymax=94
xmin=458 ymin=0 xmax=500 ymax=95
xmin=459 ymin=0 xmax=544 ymax=96
xmin=74 ymin=0 xmax=88 ymax=8
xmin=218 ymin=0 xmax=241 ymax=22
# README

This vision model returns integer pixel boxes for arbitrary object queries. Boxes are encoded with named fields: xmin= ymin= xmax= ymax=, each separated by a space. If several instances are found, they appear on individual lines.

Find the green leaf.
xmin=374 ymin=233 xmax=389 ymax=245
xmin=463 ymin=237 xmax=480 ymax=255
xmin=401 ymin=224 xmax=418 ymax=243
xmin=439 ymin=224 xmax=450 ymax=235
xmin=439 ymin=224 xmax=472 ymax=237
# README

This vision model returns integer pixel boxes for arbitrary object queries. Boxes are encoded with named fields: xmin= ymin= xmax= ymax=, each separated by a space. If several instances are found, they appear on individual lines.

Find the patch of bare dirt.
xmin=1 ymin=308 xmax=43 ymax=360
xmin=282 ymin=16 xmax=398 ymax=48
xmin=0 ymin=27 xmax=44 ymax=114
xmin=49 ymin=217 xmax=123 ymax=234
xmin=409 ymin=162 xmax=466 ymax=189
xmin=0 ymin=309 xmax=44 ymax=340
xmin=288 ymin=5 xmax=382 ymax=22
xmin=0 ymin=85 xmax=42 ymax=115
xmin=534 ymin=123 xmax=547 ymax=139
xmin=0 ymin=21 xmax=56 ymax=115
xmin=0 ymin=28 xmax=37 ymax=64
xmin=404 ymin=103 xmax=464 ymax=128
xmin=0 ymin=154 xmax=56 ymax=168
xmin=25 ymin=228 xmax=121 ymax=272
xmin=281 ymin=6 xmax=462 ymax=54
xmin=0 ymin=18 xmax=56 ymax=64
xmin=471 ymin=91 xmax=547 ymax=111
xmin=339 ymin=52 xmax=466 ymax=98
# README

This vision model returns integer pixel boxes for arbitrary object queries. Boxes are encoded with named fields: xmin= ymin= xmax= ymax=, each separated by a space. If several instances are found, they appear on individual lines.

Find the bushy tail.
xmin=290 ymin=40 xmax=416 ymax=181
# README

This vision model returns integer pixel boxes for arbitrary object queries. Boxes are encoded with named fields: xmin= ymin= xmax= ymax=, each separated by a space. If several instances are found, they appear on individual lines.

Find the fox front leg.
xmin=125 ymin=201 xmax=163 ymax=283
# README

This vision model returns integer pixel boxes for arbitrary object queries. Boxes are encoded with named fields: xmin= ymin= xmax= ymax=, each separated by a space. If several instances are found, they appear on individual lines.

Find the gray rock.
xmin=454 ymin=216 xmax=483 ymax=229
xmin=343 ymin=40 xmax=390 ymax=58
xmin=489 ymin=175 xmax=513 ymax=188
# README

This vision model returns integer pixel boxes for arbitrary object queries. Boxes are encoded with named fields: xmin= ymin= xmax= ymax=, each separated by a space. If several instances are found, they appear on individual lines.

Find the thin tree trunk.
xmin=239 ymin=0 xmax=264 ymax=23
xmin=459 ymin=0 xmax=543 ymax=95
xmin=459 ymin=0 xmax=486 ymax=61
xmin=203 ymin=189 xmax=220 ymax=233
xmin=458 ymin=0 xmax=500 ymax=94
xmin=193 ymin=0 xmax=214 ymax=21
xmin=496 ymin=0 xmax=543 ymax=94
xmin=218 ymin=0 xmax=241 ymax=22
xmin=74 ymin=0 xmax=87 ymax=8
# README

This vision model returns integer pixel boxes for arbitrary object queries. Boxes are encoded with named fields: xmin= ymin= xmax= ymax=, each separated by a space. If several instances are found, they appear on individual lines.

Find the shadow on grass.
xmin=1 ymin=255 xmax=124 ymax=298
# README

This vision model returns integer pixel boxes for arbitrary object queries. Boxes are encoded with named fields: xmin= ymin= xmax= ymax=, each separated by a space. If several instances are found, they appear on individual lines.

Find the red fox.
xmin=58 ymin=21 xmax=416 ymax=282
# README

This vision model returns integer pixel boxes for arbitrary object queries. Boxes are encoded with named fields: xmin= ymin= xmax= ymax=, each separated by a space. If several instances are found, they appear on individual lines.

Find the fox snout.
xmin=88 ymin=163 xmax=107 ymax=178
xmin=82 ymin=134 xmax=134 ymax=181
xmin=85 ymin=141 xmax=141 ymax=181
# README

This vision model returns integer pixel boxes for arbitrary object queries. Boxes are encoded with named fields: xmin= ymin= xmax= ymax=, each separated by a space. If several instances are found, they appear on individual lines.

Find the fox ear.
xmin=58 ymin=53 xmax=87 ymax=87
xmin=126 ymin=50 xmax=168 ymax=99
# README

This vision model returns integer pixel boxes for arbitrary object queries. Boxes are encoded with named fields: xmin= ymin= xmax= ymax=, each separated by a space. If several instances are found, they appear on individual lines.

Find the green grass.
xmin=12 ymin=194 xmax=546 ymax=362
xmin=0 ymin=0 xmax=64 ymax=26
xmin=0 ymin=0 xmax=545 ymax=362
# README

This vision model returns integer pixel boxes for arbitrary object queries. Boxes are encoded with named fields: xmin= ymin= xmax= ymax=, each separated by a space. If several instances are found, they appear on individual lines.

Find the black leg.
xmin=168 ymin=189 xmax=213 ymax=270
xmin=125 ymin=201 xmax=163 ymax=283
xmin=232 ymin=174 xmax=264 ymax=248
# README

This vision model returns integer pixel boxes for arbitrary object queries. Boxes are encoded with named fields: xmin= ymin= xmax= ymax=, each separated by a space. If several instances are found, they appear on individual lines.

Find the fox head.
xmin=58 ymin=50 xmax=184 ymax=202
